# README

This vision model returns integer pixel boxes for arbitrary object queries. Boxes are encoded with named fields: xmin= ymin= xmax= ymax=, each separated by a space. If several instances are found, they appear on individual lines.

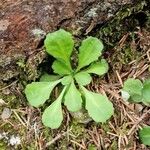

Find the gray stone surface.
xmin=0 ymin=0 xmax=135 ymax=81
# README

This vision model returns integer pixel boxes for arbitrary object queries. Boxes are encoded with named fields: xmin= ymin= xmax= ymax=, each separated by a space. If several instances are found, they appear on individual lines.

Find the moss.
xmin=96 ymin=0 xmax=147 ymax=48
xmin=0 ymin=53 xmax=26 ymax=82
xmin=70 ymin=121 xmax=86 ymax=137
xmin=0 ymin=88 xmax=20 ymax=109
xmin=25 ymin=50 xmax=46 ymax=81
xmin=0 ymin=91 xmax=17 ymax=110
xmin=109 ymin=140 xmax=118 ymax=150
xmin=88 ymin=144 xmax=97 ymax=150
xmin=110 ymin=42 xmax=141 ymax=70
xmin=0 ymin=141 xmax=7 ymax=150
xmin=101 ymin=123 xmax=111 ymax=133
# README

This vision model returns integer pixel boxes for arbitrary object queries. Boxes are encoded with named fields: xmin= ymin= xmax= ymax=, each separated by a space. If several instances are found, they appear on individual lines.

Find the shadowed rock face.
xmin=0 ymin=0 xmax=135 ymax=81
xmin=0 ymin=0 xmax=91 ymax=53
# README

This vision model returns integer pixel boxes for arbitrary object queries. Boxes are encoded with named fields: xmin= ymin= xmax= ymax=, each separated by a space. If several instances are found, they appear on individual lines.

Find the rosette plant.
xmin=25 ymin=29 xmax=114 ymax=129
xmin=122 ymin=78 xmax=150 ymax=105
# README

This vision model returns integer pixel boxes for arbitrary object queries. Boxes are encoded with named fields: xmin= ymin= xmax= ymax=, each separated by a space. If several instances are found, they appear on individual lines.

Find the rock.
xmin=0 ymin=20 xmax=10 ymax=31
xmin=134 ymin=104 xmax=144 ymax=113
xmin=0 ymin=0 xmax=139 ymax=81
xmin=70 ymin=109 xmax=92 ymax=124
xmin=1 ymin=107 xmax=12 ymax=120
xmin=9 ymin=135 xmax=21 ymax=146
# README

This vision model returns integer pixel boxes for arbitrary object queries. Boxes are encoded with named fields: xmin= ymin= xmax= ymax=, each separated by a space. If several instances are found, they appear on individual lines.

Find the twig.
xmin=102 ymin=86 xmax=134 ymax=111
xmin=146 ymin=49 xmax=150 ymax=62
xmin=12 ymin=109 xmax=26 ymax=127
xmin=134 ymin=64 xmax=149 ymax=78
xmin=0 ymin=80 xmax=18 ymax=91
xmin=116 ymin=70 xmax=123 ymax=87
xmin=118 ymin=134 xmax=122 ymax=150
xmin=107 ymin=132 xmax=118 ymax=137
xmin=127 ymin=109 xmax=150 ymax=137
xmin=70 ymin=140 xmax=86 ymax=149
xmin=46 ymin=131 xmax=69 ymax=147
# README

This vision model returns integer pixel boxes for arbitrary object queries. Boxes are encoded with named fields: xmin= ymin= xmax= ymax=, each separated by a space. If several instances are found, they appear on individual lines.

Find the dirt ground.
xmin=0 ymin=0 xmax=150 ymax=149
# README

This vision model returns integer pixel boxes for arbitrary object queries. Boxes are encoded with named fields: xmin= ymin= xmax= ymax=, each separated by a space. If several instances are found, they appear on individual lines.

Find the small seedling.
xmin=139 ymin=126 xmax=150 ymax=146
xmin=25 ymin=29 xmax=114 ymax=129
xmin=122 ymin=79 xmax=150 ymax=146
xmin=121 ymin=78 xmax=150 ymax=105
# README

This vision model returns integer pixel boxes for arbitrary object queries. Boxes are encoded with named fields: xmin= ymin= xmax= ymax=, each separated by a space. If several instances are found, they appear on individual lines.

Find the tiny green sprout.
xmin=121 ymin=78 xmax=150 ymax=105
xmin=139 ymin=126 xmax=150 ymax=146
xmin=25 ymin=29 xmax=114 ymax=129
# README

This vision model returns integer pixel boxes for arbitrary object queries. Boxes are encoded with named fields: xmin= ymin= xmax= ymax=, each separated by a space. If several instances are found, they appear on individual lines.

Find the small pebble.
xmin=0 ymin=20 xmax=10 ymax=31
xmin=9 ymin=135 xmax=21 ymax=146
xmin=1 ymin=107 xmax=12 ymax=120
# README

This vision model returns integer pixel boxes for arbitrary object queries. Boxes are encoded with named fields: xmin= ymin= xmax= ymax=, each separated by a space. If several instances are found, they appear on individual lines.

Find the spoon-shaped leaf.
xmin=44 ymin=29 xmax=74 ymax=69
xmin=123 ymin=78 xmax=143 ymax=102
xmin=75 ymin=72 xmax=92 ymax=86
xmin=25 ymin=80 xmax=61 ymax=107
xmin=77 ymin=37 xmax=103 ymax=71
xmin=52 ymin=60 xmax=72 ymax=75
xmin=85 ymin=59 xmax=109 ymax=76
xmin=81 ymin=86 xmax=114 ymax=122
xmin=142 ymin=79 xmax=150 ymax=103
xmin=42 ymin=87 xmax=66 ymax=129
xmin=64 ymin=81 xmax=82 ymax=112
xmin=139 ymin=126 xmax=150 ymax=146
xmin=40 ymin=73 xmax=60 ymax=82
xmin=61 ymin=75 xmax=73 ymax=85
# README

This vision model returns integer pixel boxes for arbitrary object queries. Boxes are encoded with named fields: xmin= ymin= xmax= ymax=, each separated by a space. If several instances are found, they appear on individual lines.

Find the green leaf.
xmin=75 ymin=72 xmax=92 ymax=86
xmin=81 ymin=86 xmax=114 ymax=122
xmin=85 ymin=59 xmax=109 ymax=75
xmin=142 ymin=80 xmax=150 ymax=103
xmin=25 ymin=80 xmax=61 ymax=107
xmin=143 ymin=79 xmax=150 ymax=86
xmin=61 ymin=75 xmax=73 ymax=85
xmin=139 ymin=126 xmax=150 ymax=146
xmin=123 ymin=78 xmax=143 ymax=102
xmin=40 ymin=73 xmax=60 ymax=82
xmin=77 ymin=37 xmax=103 ymax=71
xmin=42 ymin=87 xmax=66 ymax=129
xmin=44 ymin=29 xmax=74 ymax=68
xmin=64 ymin=81 xmax=82 ymax=112
xmin=88 ymin=145 xmax=97 ymax=150
xmin=52 ymin=60 xmax=72 ymax=75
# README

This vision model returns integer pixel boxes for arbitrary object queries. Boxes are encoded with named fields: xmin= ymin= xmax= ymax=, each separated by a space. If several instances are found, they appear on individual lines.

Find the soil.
xmin=0 ymin=0 xmax=150 ymax=149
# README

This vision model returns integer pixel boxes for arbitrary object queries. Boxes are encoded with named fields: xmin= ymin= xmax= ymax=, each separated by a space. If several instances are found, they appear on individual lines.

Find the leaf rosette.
xmin=122 ymin=78 xmax=150 ymax=105
xmin=25 ymin=29 xmax=114 ymax=129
